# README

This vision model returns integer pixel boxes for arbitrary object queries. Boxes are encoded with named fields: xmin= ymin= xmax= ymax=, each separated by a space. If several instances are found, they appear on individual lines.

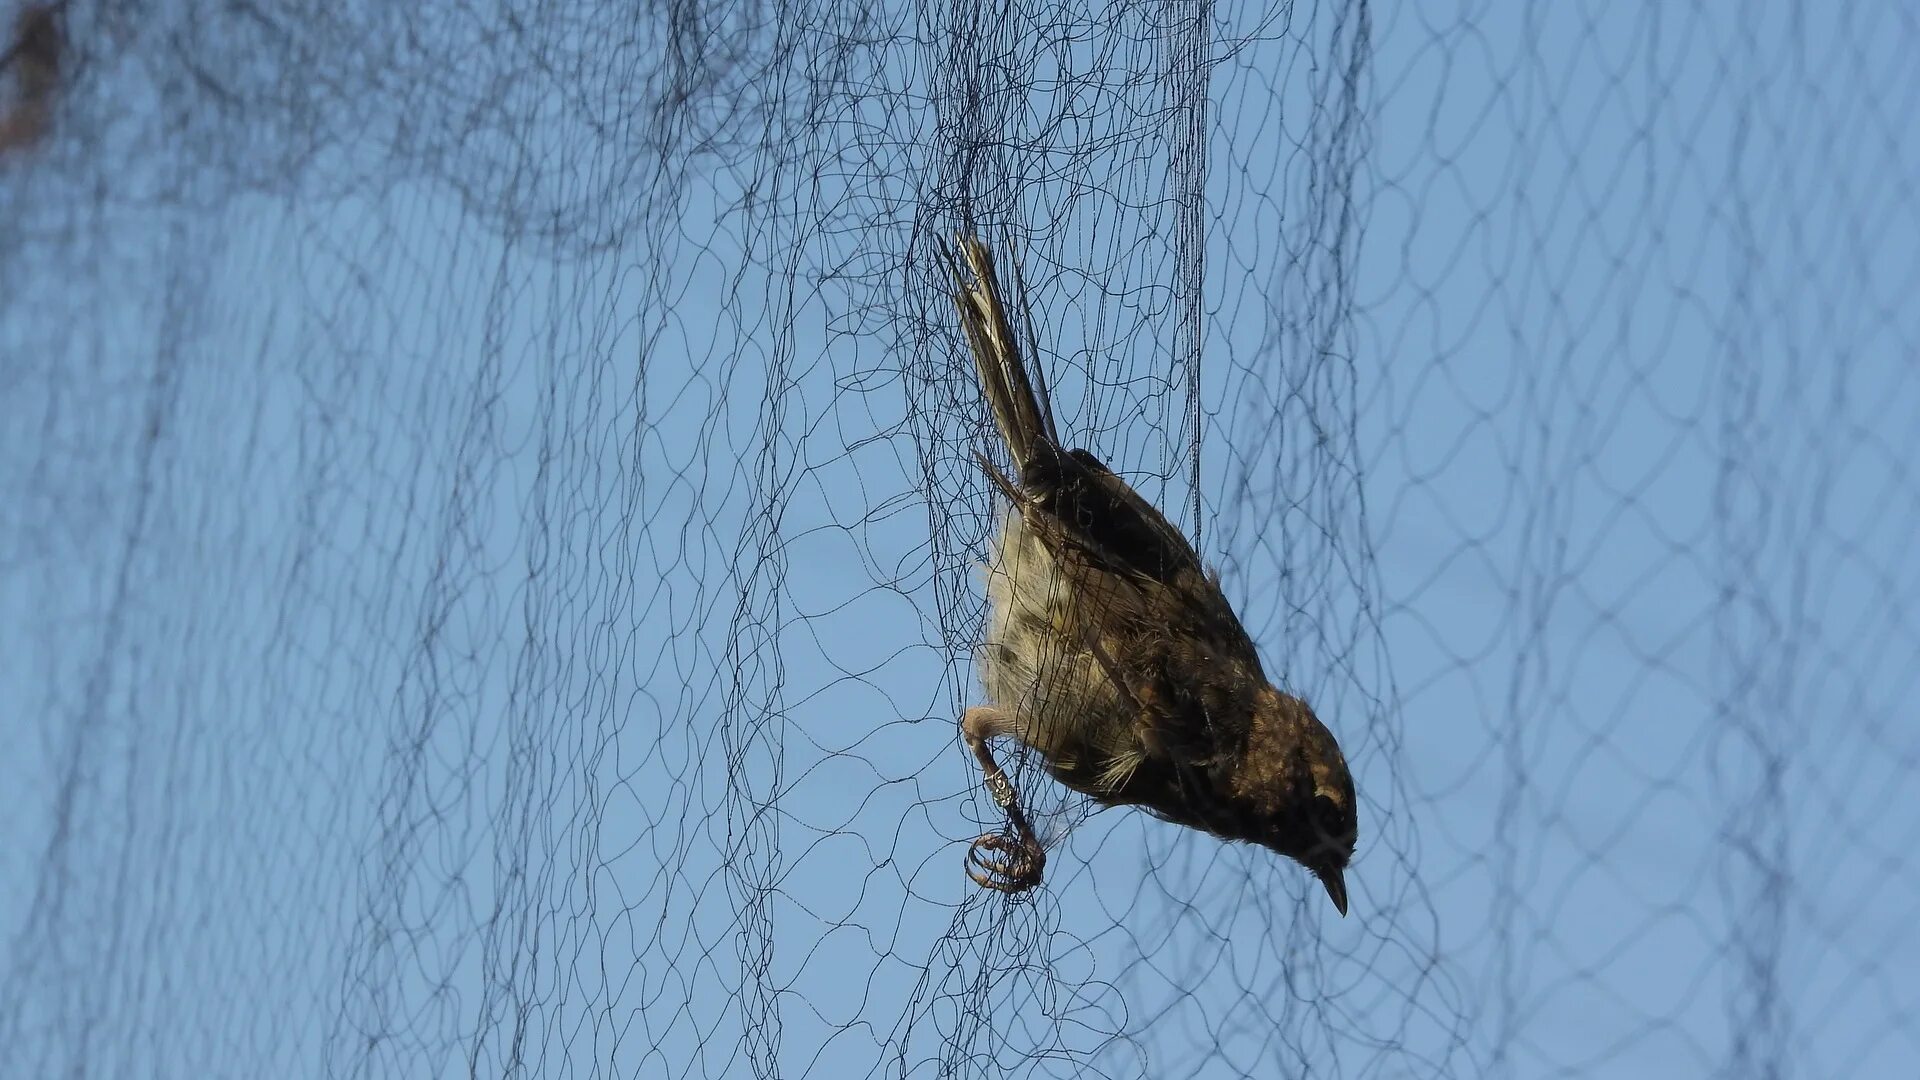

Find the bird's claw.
xmin=966 ymin=830 xmax=1045 ymax=892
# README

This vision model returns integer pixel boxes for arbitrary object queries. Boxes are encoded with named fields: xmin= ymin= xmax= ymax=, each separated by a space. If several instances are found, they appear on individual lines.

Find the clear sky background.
xmin=2 ymin=2 xmax=1916 ymax=1078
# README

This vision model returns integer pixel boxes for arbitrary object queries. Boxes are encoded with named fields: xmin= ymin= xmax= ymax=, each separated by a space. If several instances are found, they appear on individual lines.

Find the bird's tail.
xmin=944 ymin=234 xmax=1056 ymax=472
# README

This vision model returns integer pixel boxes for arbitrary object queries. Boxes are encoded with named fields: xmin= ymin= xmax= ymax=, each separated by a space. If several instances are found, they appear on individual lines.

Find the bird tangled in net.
xmin=944 ymin=235 xmax=1358 ymax=914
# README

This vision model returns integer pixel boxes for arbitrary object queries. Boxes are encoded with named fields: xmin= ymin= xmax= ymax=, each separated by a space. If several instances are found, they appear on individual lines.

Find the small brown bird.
xmin=944 ymin=235 xmax=1358 ymax=914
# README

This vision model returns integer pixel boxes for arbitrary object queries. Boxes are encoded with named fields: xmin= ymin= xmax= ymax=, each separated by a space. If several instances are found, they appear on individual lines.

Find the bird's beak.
xmin=1315 ymin=866 xmax=1348 ymax=916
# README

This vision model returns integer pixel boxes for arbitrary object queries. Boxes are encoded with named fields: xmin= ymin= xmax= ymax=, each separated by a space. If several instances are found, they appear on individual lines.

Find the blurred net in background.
xmin=0 ymin=1 xmax=1914 ymax=1077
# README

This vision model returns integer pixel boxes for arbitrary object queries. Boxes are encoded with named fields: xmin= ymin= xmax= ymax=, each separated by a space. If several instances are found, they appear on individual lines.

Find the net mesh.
xmin=1 ymin=0 xmax=1915 ymax=1077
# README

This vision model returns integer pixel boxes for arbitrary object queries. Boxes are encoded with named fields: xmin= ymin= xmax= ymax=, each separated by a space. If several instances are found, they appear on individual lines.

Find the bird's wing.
xmin=1034 ymin=445 xmax=1281 ymax=753
xmin=1018 ymin=445 xmax=1205 ymax=587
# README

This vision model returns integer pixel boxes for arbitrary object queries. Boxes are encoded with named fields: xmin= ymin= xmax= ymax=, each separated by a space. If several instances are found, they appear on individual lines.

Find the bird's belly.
xmin=977 ymin=513 xmax=1135 ymax=779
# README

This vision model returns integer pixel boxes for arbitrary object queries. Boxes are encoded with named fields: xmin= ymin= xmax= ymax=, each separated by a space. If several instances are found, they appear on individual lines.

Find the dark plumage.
xmin=945 ymin=235 xmax=1358 ymax=914
xmin=0 ymin=3 xmax=60 ymax=155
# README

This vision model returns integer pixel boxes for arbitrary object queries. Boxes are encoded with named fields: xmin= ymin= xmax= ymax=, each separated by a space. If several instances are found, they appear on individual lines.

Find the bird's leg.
xmin=961 ymin=704 xmax=1045 ymax=892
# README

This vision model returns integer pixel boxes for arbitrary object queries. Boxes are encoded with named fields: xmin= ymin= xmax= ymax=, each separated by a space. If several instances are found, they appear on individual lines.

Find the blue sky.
xmin=2 ymin=1 xmax=1916 ymax=1077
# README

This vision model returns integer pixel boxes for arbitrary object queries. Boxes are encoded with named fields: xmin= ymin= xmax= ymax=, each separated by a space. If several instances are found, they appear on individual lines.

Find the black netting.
xmin=2 ymin=1 xmax=1914 ymax=1077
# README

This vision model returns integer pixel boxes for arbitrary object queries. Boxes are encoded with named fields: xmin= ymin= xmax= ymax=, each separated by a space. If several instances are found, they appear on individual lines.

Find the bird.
xmin=942 ymin=234 xmax=1358 ymax=915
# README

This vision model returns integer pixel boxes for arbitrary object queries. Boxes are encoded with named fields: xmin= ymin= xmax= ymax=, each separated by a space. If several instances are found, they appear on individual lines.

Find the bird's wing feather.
xmin=1021 ymin=449 xmax=1261 ymax=666
xmin=1018 ymin=446 xmax=1203 ymax=586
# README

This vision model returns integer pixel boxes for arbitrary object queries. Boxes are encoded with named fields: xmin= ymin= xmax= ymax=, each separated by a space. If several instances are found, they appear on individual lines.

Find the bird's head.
xmin=1299 ymin=776 xmax=1356 ymax=916
xmin=1247 ymin=689 xmax=1358 ymax=916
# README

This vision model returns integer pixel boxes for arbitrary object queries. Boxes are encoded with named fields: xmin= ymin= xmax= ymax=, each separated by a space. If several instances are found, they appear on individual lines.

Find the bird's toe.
xmin=966 ymin=832 xmax=1045 ymax=892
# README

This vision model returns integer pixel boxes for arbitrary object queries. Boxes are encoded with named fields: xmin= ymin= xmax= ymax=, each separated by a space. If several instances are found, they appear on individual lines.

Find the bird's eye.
xmin=1312 ymin=794 xmax=1350 ymax=834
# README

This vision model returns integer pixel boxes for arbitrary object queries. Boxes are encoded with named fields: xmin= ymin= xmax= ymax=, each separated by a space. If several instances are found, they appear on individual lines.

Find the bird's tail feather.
xmin=944 ymin=234 xmax=1055 ymax=471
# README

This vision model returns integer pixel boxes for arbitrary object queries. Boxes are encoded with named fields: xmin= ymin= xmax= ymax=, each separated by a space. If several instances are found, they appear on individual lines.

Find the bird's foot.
xmin=966 ymin=830 xmax=1045 ymax=892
